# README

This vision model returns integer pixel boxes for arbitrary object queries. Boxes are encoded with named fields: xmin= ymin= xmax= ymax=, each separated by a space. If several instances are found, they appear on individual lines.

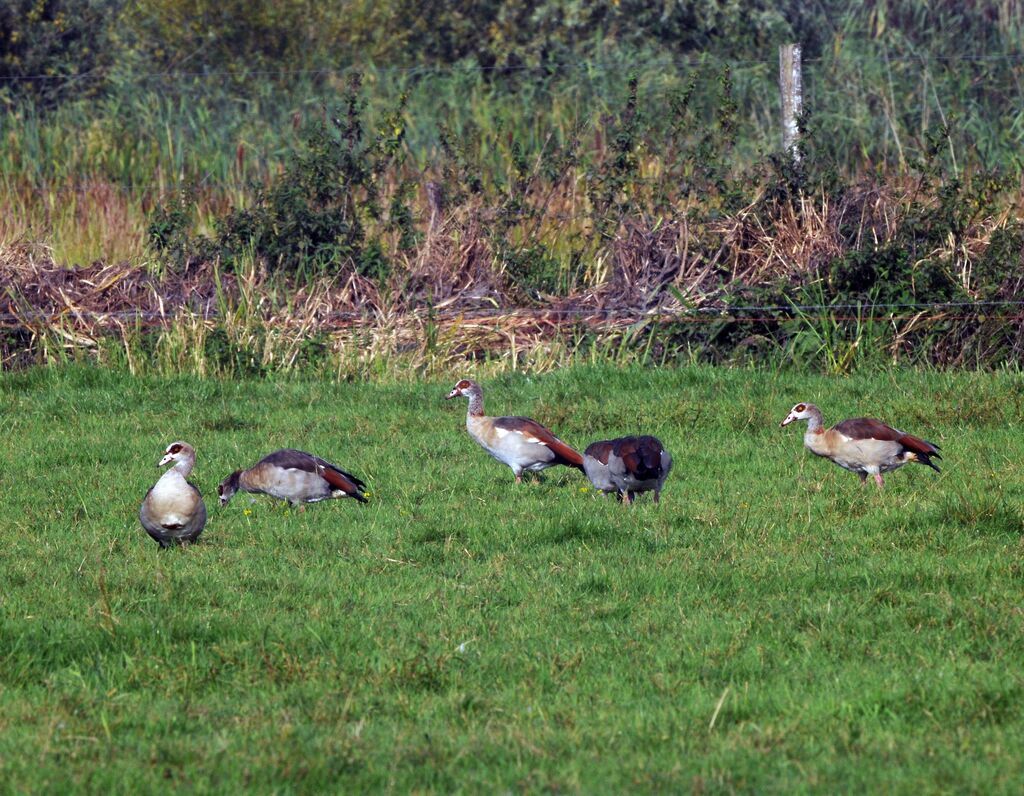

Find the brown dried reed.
xmin=0 ymin=180 xmax=1018 ymax=375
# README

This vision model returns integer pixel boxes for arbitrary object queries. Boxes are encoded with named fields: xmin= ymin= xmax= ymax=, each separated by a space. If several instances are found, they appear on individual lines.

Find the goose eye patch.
xmin=795 ymin=404 xmax=806 ymax=412
xmin=169 ymin=444 xmax=183 ymax=454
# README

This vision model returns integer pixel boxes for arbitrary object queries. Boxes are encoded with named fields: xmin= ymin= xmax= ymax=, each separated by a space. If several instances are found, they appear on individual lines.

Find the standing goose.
xmin=780 ymin=402 xmax=941 ymax=487
xmin=446 ymin=379 xmax=585 ymax=483
xmin=139 ymin=441 xmax=208 ymax=548
xmin=218 ymin=449 xmax=368 ymax=508
xmin=583 ymin=435 xmax=673 ymax=504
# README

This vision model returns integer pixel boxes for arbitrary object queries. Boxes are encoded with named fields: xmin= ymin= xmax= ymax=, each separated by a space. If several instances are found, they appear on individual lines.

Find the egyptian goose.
xmin=780 ymin=402 xmax=941 ymax=487
xmin=583 ymin=435 xmax=673 ymax=504
xmin=218 ymin=449 xmax=367 ymax=508
xmin=139 ymin=441 xmax=208 ymax=548
xmin=446 ymin=379 xmax=585 ymax=483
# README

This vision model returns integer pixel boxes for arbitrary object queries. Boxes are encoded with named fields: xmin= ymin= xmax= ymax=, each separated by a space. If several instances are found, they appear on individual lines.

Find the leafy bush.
xmin=976 ymin=222 xmax=1024 ymax=298
xmin=0 ymin=0 xmax=123 ymax=105
xmin=147 ymin=184 xmax=217 ymax=271
xmin=826 ymin=166 xmax=1013 ymax=305
xmin=150 ymin=76 xmax=411 ymax=278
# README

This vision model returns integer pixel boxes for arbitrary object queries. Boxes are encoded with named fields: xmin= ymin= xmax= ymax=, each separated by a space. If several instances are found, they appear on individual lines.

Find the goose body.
xmin=139 ymin=441 xmax=207 ymax=548
xmin=218 ymin=449 xmax=367 ymax=508
xmin=446 ymin=379 xmax=584 ymax=482
xmin=584 ymin=435 xmax=672 ymax=504
xmin=781 ymin=403 xmax=941 ymax=487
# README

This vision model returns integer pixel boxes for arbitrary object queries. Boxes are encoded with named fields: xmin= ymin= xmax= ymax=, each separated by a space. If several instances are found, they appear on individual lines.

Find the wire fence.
xmin=4 ymin=50 xmax=1024 ymax=85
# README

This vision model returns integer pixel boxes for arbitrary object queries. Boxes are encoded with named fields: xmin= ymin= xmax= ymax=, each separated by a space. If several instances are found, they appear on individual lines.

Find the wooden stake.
xmin=779 ymin=44 xmax=803 ymax=164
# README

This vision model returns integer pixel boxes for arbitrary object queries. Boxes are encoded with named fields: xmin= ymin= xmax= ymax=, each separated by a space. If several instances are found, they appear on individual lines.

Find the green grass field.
xmin=1 ymin=364 xmax=1023 ymax=792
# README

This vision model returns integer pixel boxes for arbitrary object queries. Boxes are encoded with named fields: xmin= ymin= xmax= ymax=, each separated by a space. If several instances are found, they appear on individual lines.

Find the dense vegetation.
xmin=1 ymin=1 xmax=1023 ymax=371
xmin=2 ymin=365 xmax=1023 ymax=790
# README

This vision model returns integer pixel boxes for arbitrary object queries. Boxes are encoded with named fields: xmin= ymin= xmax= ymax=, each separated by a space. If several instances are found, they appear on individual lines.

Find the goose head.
xmin=159 ymin=441 xmax=196 ymax=472
xmin=217 ymin=471 xmax=242 ymax=506
xmin=446 ymin=378 xmax=481 ymax=400
xmin=780 ymin=402 xmax=819 ymax=427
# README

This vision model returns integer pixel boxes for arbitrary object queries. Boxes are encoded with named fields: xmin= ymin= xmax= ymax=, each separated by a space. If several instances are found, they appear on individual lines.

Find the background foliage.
xmin=6 ymin=1 xmax=1023 ymax=91
xmin=2 ymin=1 xmax=1024 ymax=371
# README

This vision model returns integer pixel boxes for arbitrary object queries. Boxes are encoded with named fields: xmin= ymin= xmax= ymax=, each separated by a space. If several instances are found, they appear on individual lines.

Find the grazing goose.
xmin=218 ymin=449 xmax=368 ymax=508
xmin=584 ymin=435 xmax=673 ymax=504
xmin=780 ymin=402 xmax=941 ymax=487
xmin=446 ymin=379 xmax=585 ymax=483
xmin=139 ymin=441 xmax=208 ymax=548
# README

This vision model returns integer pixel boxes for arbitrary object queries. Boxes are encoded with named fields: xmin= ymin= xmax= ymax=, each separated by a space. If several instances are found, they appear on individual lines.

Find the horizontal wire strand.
xmin=3 ymin=51 xmax=1024 ymax=84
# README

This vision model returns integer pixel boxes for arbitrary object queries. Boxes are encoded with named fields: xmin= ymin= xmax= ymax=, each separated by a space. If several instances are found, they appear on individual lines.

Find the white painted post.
xmin=779 ymin=43 xmax=803 ymax=164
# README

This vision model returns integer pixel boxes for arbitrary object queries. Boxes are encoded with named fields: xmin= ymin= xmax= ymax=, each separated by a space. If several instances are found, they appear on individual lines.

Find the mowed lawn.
xmin=1 ymin=364 xmax=1023 ymax=792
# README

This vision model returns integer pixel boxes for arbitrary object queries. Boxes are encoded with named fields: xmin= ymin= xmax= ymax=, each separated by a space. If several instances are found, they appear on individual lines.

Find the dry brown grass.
xmin=1 ymin=176 xmax=1020 ymax=374
xmin=0 ymin=179 xmax=149 ymax=266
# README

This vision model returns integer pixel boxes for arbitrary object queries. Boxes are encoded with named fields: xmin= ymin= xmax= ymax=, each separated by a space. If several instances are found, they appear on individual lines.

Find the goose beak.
xmin=780 ymin=416 xmax=794 ymax=427
xmin=445 ymin=389 xmax=459 ymax=400
xmin=158 ymin=454 xmax=173 ymax=466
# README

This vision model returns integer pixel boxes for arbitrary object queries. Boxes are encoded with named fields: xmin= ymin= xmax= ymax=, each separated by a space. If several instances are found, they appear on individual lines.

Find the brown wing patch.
xmin=893 ymin=432 xmax=940 ymax=456
xmin=833 ymin=418 xmax=941 ymax=454
xmin=310 ymin=456 xmax=367 ymax=490
xmin=261 ymin=449 xmax=368 ymax=496
xmin=897 ymin=434 xmax=942 ymax=471
xmin=320 ymin=466 xmax=368 ymax=502
xmin=260 ymin=449 xmax=321 ymax=473
xmin=832 ymin=418 xmax=903 ymax=442
xmin=613 ymin=436 xmax=665 ymax=480
xmin=584 ymin=440 xmax=615 ymax=465
xmin=834 ymin=418 xmax=941 ymax=472
xmin=894 ymin=432 xmax=942 ymax=472
xmin=494 ymin=416 xmax=584 ymax=469
xmin=256 ymin=449 xmax=368 ymax=492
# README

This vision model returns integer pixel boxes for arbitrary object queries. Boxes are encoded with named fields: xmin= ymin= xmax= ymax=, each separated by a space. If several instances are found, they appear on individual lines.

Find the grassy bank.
xmin=1 ymin=364 xmax=1022 ymax=790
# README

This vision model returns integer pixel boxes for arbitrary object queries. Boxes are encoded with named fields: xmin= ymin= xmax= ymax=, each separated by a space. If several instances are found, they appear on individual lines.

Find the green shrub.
xmin=0 ymin=0 xmax=123 ymax=105
xmin=150 ymin=76 xmax=411 ymax=278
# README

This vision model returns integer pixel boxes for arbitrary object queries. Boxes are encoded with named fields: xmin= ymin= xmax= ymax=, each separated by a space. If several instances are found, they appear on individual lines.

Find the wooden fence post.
xmin=426 ymin=180 xmax=444 ymax=233
xmin=779 ymin=43 xmax=803 ymax=164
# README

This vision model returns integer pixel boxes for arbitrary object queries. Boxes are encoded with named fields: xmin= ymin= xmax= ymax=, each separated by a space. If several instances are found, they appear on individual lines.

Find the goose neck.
xmin=467 ymin=389 xmax=484 ymax=417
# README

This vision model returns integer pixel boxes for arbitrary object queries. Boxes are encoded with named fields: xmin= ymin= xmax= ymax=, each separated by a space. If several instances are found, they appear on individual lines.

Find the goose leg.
xmin=873 ymin=473 xmax=885 ymax=488
xmin=859 ymin=472 xmax=868 ymax=487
